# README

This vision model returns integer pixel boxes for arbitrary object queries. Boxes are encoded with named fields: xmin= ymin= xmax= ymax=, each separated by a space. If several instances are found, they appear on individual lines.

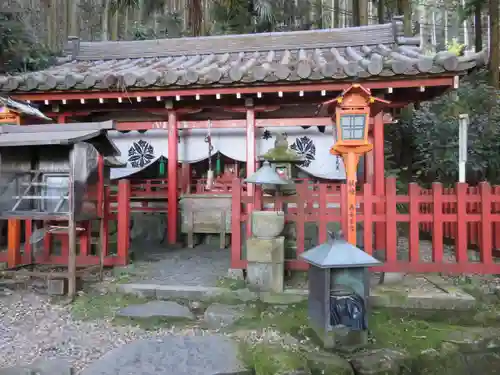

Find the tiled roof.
xmin=0 ymin=96 xmax=51 ymax=120
xmin=0 ymin=18 xmax=488 ymax=93
xmin=0 ymin=121 xmax=120 ymax=156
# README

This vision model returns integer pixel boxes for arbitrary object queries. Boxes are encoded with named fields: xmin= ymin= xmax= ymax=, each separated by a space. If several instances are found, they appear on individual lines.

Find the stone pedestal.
xmin=246 ymin=236 xmax=284 ymax=293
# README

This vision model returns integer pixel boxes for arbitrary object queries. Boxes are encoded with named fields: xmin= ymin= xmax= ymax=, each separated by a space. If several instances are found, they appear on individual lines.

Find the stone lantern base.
xmin=246 ymin=236 xmax=285 ymax=293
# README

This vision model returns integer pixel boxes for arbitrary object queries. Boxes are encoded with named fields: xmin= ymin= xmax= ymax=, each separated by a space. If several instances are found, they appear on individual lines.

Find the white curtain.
xmin=108 ymin=126 xmax=346 ymax=180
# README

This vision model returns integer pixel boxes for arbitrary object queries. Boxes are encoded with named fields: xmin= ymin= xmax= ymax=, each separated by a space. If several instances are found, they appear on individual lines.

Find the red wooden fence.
xmin=420 ymin=185 xmax=500 ymax=251
xmin=231 ymin=177 xmax=500 ymax=274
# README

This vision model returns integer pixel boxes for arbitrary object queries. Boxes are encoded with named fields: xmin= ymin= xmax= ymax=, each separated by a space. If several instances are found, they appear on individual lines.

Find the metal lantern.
xmin=300 ymin=231 xmax=381 ymax=350
xmin=245 ymin=161 xmax=288 ymax=186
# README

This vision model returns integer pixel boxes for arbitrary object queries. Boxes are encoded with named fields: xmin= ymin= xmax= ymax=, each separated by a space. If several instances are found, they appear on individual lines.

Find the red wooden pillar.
xmin=117 ymin=179 xmax=131 ymax=265
xmin=167 ymin=110 xmax=178 ymax=245
xmin=246 ymin=103 xmax=256 ymax=236
xmin=365 ymin=134 xmax=374 ymax=185
xmin=373 ymin=112 xmax=386 ymax=251
xmin=7 ymin=219 xmax=21 ymax=267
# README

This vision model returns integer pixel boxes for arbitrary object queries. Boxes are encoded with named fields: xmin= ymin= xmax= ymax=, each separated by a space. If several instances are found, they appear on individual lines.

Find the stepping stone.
xmin=80 ymin=334 xmax=249 ymax=375
xmin=116 ymin=300 xmax=195 ymax=320
xmin=0 ymin=358 xmax=73 ymax=375
xmin=203 ymin=303 xmax=246 ymax=329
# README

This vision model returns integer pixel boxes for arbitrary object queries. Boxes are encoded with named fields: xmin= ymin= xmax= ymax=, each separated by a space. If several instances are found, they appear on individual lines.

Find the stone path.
xmin=0 ymin=292 xmax=221 ymax=373
xmin=129 ymin=244 xmax=230 ymax=287
xmin=80 ymin=335 xmax=246 ymax=375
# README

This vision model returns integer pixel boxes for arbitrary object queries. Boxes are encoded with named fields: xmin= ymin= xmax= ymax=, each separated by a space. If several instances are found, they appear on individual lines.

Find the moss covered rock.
xmin=307 ymin=352 xmax=354 ymax=375
xmin=350 ymin=349 xmax=408 ymax=375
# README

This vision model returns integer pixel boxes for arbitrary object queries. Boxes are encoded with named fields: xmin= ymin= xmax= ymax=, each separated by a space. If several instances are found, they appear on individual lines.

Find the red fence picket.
xmin=231 ymin=177 xmax=500 ymax=274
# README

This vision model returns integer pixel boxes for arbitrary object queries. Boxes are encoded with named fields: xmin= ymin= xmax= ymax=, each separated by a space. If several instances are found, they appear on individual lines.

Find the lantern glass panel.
xmin=340 ymin=114 xmax=367 ymax=141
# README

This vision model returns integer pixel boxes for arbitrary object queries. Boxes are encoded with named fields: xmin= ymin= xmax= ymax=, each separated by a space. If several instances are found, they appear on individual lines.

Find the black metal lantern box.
xmin=300 ymin=231 xmax=381 ymax=349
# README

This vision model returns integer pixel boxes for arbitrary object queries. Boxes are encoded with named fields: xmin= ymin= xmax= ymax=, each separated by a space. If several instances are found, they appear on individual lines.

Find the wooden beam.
xmin=115 ymin=115 xmax=393 ymax=131
xmin=11 ymin=77 xmax=456 ymax=101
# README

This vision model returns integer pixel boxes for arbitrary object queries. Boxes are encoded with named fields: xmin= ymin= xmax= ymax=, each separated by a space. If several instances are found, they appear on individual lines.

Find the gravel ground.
xmin=0 ymin=291 xmax=211 ymax=373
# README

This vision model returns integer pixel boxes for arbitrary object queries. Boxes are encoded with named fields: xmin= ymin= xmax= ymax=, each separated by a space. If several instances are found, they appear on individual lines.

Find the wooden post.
xmin=373 ymin=112 xmax=385 ymax=251
xmin=68 ymin=148 xmax=77 ymax=299
xmin=117 ymin=179 xmax=131 ymax=265
xmin=408 ymin=183 xmax=420 ymax=263
xmin=99 ymin=186 xmax=110 ymax=280
xmin=455 ymin=183 xmax=468 ymax=263
xmin=231 ymin=178 xmax=242 ymax=268
xmin=342 ymin=152 xmax=360 ymax=245
xmin=7 ymin=219 xmax=21 ymax=268
xmin=385 ymin=178 xmax=397 ymax=263
xmin=365 ymin=134 xmax=374 ymax=185
xmin=245 ymin=100 xmax=256 ymax=237
xmin=167 ymin=109 xmax=178 ymax=245
xmin=432 ymin=182 xmax=444 ymax=263
xmin=479 ymin=182 xmax=492 ymax=265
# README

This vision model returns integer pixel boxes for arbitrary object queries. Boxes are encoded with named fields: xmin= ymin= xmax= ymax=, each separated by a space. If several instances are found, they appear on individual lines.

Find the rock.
xmin=79 ymin=335 xmax=249 ymax=375
xmin=0 ymin=359 xmax=73 ymax=375
xmin=29 ymin=358 xmax=74 ymax=375
xmin=259 ymin=291 xmax=307 ymax=305
xmin=234 ymin=288 xmax=259 ymax=302
xmin=203 ymin=303 xmax=246 ymax=329
xmin=241 ymin=342 xmax=309 ymax=375
xmin=307 ymin=352 xmax=354 ymax=375
xmin=350 ymin=349 xmax=408 ymax=375
xmin=0 ymin=368 xmax=34 ymax=375
xmin=116 ymin=300 xmax=195 ymax=320
xmin=443 ymin=332 xmax=500 ymax=352
xmin=409 ymin=348 xmax=467 ymax=375
xmin=227 ymin=268 xmax=245 ymax=280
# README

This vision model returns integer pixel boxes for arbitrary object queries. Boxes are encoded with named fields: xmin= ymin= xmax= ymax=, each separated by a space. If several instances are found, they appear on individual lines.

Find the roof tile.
xmin=0 ymin=19 xmax=488 ymax=93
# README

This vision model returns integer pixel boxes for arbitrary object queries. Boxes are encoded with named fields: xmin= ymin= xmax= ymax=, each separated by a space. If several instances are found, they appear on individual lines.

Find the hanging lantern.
xmin=159 ymin=158 xmax=166 ymax=176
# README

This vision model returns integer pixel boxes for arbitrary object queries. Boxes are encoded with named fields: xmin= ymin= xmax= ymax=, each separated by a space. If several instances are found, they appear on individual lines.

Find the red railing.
xmin=420 ymin=185 xmax=500 ymax=250
xmin=231 ymin=177 xmax=500 ymax=274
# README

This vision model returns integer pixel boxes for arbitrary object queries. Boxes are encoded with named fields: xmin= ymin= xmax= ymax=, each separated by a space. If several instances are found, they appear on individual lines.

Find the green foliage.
xmin=387 ymin=72 xmax=500 ymax=186
xmin=0 ymin=7 xmax=56 ymax=73
xmin=446 ymin=38 xmax=466 ymax=56
xmin=129 ymin=12 xmax=183 ymax=40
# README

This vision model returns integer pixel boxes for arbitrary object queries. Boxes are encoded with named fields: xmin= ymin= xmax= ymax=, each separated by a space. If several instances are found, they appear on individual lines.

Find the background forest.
xmin=0 ymin=0 xmax=499 ymax=187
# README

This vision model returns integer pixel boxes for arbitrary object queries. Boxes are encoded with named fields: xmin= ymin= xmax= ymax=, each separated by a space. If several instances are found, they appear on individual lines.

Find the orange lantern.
xmin=324 ymin=85 xmax=389 ymax=245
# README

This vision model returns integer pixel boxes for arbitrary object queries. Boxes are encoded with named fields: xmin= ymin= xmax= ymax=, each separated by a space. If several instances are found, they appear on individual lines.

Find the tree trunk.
xmin=49 ymin=0 xmax=58 ymax=50
xmin=352 ymin=0 xmax=360 ymax=26
xmin=111 ymin=10 xmax=119 ymax=40
xmin=333 ymin=0 xmax=340 ymax=27
xmin=474 ymin=3 xmax=483 ymax=52
xmin=377 ymin=0 xmax=384 ymax=23
xmin=187 ymin=0 xmax=203 ymax=36
xmin=400 ymin=0 xmax=412 ymax=36
xmin=489 ymin=0 xmax=499 ymax=88
xmin=358 ymin=0 xmax=368 ymax=25
xmin=101 ymin=0 xmax=110 ymax=41
xmin=124 ymin=7 xmax=129 ymax=38
xmin=69 ymin=0 xmax=80 ymax=36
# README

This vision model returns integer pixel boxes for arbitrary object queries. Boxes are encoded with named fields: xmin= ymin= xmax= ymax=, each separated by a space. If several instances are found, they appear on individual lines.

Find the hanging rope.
xmin=205 ymin=119 xmax=214 ymax=189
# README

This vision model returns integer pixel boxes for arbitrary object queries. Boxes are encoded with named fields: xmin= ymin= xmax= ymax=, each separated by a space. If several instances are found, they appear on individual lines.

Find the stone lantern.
xmin=300 ymin=231 xmax=381 ymax=349
xmin=261 ymin=133 xmax=304 ymax=196
xmin=245 ymin=162 xmax=288 ymax=293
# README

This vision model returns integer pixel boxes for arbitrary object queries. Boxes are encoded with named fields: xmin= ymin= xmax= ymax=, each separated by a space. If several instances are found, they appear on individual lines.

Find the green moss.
xmin=238 ymin=341 xmax=308 ymax=375
xmin=231 ymin=301 xmax=311 ymax=340
xmin=369 ymin=309 xmax=466 ymax=355
xmin=216 ymin=277 xmax=247 ymax=291
xmin=374 ymin=288 xmax=410 ymax=304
